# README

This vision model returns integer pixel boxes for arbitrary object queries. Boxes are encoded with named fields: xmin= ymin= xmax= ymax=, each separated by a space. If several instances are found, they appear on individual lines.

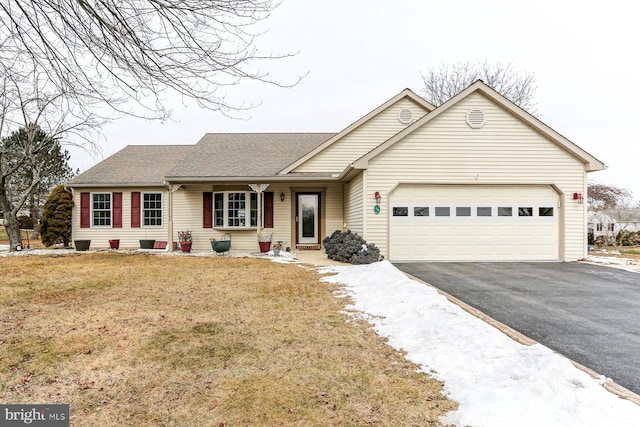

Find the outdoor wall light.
xmin=374 ymin=191 xmax=381 ymax=204
xmin=572 ymin=192 xmax=584 ymax=204
xmin=280 ymin=192 xmax=285 ymax=202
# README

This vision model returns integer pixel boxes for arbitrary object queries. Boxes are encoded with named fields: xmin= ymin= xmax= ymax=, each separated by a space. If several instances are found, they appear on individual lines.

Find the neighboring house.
xmin=589 ymin=209 xmax=640 ymax=239
xmin=67 ymin=81 xmax=605 ymax=261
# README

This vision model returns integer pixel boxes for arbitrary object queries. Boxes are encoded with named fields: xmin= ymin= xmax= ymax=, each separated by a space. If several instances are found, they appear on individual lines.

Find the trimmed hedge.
xmin=323 ymin=230 xmax=383 ymax=264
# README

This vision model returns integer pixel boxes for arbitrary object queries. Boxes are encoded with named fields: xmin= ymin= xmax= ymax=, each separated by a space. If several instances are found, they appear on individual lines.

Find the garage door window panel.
xmin=456 ymin=207 xmax=471 ymax=217
xmin=435 ymin=207 xmax=450 ymax=217
xmin=519 ymin=207 xmax=533 ymax=217
xmin=477 ymin=207 xmax=492 ymax=217
xmin=393 ymin=207 xmax=409 ymax=217
xmin=414 ymin=207 xmax=429 ymax=217
xmin=539 ymin=207 xmax=554 ymax=217
xmin=498 ymin=207 xmax=513 ymax=217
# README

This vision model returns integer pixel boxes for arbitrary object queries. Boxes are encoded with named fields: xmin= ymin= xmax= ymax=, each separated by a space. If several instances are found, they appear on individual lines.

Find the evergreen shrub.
xmin=323 ymin=230 xmax=383 ymax=264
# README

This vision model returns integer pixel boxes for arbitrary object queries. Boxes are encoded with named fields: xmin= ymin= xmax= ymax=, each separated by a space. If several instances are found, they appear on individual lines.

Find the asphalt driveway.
xmin=394 ymin=262 xmax=640 ymax=395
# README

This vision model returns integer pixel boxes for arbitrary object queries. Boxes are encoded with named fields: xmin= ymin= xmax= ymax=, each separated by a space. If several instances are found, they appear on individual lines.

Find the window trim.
xmin=212 ymin=191 xmax=261 ymax=229
xmin=142 ymin=192 xmax=163 ymax=227
xmin=91 ymin=192 xmax=112 ymax=228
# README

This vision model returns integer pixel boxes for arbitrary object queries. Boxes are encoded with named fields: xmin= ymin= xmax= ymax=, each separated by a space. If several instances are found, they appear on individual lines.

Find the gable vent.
xmin=398 ymin=108 xmax=413 ymax=124
xmin=466 ymin=109 xmax=486 ymax=128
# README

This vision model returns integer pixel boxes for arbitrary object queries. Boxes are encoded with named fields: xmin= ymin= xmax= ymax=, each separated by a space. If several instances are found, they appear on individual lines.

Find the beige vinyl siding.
xmin=363 ymin=92 xmax=588 ymax=261
xmin=322 ymin=183 xmax=344 ymax=241
xmin=172 ymin=184 xmax=292 ymax=253
xmin=171 ymin=183 xmax=343 ymax=252
xmin=71 ymin=187 xmax=169 ymax=249
xmin=344 ymin=172 xmax=364 ymax=235
xmin=293 ymin=98 xmax=428 ymax=173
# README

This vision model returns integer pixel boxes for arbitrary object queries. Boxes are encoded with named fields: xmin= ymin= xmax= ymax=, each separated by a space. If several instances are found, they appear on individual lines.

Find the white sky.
xmin=69 ymin=0 xmax=640 ymax=199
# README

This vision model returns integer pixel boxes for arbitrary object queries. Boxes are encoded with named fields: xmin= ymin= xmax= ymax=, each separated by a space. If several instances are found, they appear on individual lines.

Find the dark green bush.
xmin=40 ymin=185 xmax=74 ymax=247
xmin=323 ymin=230 xmax=382 ymax=264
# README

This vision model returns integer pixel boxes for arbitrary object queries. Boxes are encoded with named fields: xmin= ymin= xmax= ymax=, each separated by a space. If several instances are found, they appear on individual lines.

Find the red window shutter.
xmin=80 ymin=192 xmax=90 ymax=228
xmin=113 ymin=192 xmax=122 ymax=228
xmin=264 ymin=192 xmax=274 ymax=229
xmin=131 ymin=192 xmax=141 ymax=228
xmin=203 ymin=192 xmax=213 ymax=228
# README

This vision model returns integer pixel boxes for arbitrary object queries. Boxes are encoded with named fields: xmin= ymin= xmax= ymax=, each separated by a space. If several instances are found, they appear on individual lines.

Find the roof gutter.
xmin=66 ymin=182 xmax=169 ymax=188
xmin=163 ymin=175 xmax=341 ymax=183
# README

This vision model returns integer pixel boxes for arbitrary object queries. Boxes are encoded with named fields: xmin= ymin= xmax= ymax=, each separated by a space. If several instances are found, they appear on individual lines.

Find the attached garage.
xmin=389 ymin=184 xmax=560 ymax=261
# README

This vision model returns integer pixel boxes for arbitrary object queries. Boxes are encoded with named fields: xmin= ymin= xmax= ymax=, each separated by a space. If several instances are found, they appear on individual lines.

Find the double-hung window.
xmin=143 ymin=193 xmax=162 ymax=226
xmin=92 ymin=193 xmax=111 ymax=227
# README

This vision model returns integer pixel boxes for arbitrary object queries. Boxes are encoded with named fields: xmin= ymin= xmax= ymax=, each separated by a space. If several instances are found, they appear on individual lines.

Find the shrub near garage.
xmin=323 ymin=230 xmax=383 ymax=264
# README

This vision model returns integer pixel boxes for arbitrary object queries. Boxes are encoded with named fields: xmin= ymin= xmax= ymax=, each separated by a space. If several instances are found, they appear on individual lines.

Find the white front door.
xmin=298 ymin=194 xmax=319 ymax=244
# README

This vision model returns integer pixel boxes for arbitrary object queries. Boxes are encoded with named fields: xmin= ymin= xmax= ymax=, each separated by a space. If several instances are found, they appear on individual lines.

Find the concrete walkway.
xmin=295 ymin=250 xmax=350 ymax=266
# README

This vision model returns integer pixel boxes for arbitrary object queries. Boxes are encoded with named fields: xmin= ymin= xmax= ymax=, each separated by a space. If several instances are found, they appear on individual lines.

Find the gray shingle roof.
xmin=166 ymin=133 xmax=335 ymax=178
xmin=67 ymin=133 xmax=336 ymax=186
xmin=68 ymin=145 xmax=192 ymax=186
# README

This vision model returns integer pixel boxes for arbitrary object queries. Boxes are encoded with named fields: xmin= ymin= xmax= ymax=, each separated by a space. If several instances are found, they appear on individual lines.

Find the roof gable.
xmin=279 ymin=89 xmax=435 ymax=174
xmin=351 ymin=80 xmax=606 ymax=173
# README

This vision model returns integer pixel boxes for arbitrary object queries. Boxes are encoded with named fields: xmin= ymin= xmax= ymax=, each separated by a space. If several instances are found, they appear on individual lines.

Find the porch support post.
xmin=248 ymin=183 xmax=269 ymax=238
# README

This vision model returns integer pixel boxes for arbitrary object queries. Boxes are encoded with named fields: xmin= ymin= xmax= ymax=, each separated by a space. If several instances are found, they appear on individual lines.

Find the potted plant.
xmin=272 ymin=241 xmax=283 ymax=256
xmin=210 ymin=233 xmax=232 ymax=255
xmin=178 ymin=230 xmax=193 ymax=253
xmin=258 ymin=233 xmax=272 ymax=253
xmin=139 ymin=239 xmax=155 ymax=249
xmin=74 ymin=240 xmax=91 ymax=251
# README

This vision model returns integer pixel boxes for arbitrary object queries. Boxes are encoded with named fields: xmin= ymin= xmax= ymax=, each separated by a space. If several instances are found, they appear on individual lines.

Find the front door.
xmin=297 ymin=193 xmax=319 ymax=245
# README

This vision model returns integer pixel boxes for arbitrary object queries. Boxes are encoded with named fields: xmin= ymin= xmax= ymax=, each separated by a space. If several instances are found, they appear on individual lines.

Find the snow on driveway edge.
xmin=320 ymin=260 xmax=640 ymax=427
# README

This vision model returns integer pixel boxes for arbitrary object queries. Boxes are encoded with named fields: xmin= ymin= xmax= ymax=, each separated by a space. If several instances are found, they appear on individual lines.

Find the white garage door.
xmin=390 ymin=185 xmax=559 ymax=261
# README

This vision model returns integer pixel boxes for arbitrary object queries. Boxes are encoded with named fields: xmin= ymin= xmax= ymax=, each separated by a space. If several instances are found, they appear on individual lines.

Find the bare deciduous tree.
xmin=587 ymin=183 xmax=632 ymax=211
xmin=0 ymin=0 xmax=296 ymax=119
xmin=421 ymin=61 xmax=538 ymax=114
xmin=0 ymin=66 xmax=96 ymax=251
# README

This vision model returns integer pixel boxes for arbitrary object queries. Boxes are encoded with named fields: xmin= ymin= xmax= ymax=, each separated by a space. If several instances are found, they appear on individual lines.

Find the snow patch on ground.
xmin=0 ymin=247 xmax=299 ymax=261
xmin=320 ymin=261 xmax=640 ymax=427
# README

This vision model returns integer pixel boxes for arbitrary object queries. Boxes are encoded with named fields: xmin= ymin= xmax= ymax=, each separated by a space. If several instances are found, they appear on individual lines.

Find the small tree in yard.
xmin=39 ymin=185 xmax=73 ymax=247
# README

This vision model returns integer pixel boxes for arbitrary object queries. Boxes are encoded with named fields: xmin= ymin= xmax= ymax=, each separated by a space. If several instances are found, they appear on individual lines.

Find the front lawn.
xmin=0 ymin=253 xmax=455 ymax=425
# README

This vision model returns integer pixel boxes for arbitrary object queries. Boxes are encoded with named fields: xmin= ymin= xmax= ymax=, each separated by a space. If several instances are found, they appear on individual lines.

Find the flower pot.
xmin=273 ymin=248 xmax=280 ymax=256
xmin=180 ymin=242 xmax=192 ymax=253
xmin=139 ymin=239 xmax=155 ymax=249
xmin=258 ymin=241 xmax=271 ymax=253
xmin=74 ymin=240 xmax=91 ymax=251
xmin=109 ymin=239 xmax=120 ymax=250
